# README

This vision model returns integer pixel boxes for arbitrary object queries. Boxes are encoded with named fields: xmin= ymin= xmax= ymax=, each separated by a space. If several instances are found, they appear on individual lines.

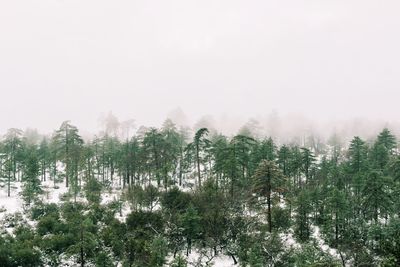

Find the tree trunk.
xmin=196 ymin=143 xmax=201 ymax=187
xmin=7 ymin=175 xmax=10 ymax=197
xmin=267 ymin=192 xmax=272 ymax=233
xmin=229 ymin=253 xmax=238 ymax=265
xmin=80 ymin=224 xmax=85 ymax=267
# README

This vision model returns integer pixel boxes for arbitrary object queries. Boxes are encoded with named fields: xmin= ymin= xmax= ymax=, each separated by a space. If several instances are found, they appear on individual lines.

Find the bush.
xmin=292 ymin=244 xmax=340 ymax=267
xmin=41 ymin=233 xmax=75 ymax=253
xmin=37 ymin=216 xmax=60 ymax=236
xmin=84 ymin=178 xmax=103 ymax=204
xmin=126 ymin=211 xmax=164 ymax=236
xmin=13 ymin=247 xmax=42 ymax=267
xmin=31 ymin=203 xmax=59 ymax=220
xmin=161 ymin=187 xmax=191 ymax=213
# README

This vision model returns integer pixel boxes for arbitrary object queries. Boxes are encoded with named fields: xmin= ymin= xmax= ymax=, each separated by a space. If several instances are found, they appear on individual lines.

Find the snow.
xmin=40 ymin=179 xmax=69 ymax=204
xmin=167 ymin=250 xmax=236 ymax=267
xmin=101 ymin=191 xmax=118 ymax=205
xmin=211 ymin=256 xmax=236 ymax=267
xmin=0 ymin=178 xmax=70 ymax=223
xmin=115 ymin=201 xmax=131 ymax=222
xmin=310 ymin=225 xmax=341 ymax=261
xmin=277 ymin=197 xmax=287 ymax=209
xmin=0 ymin=178 xmax=72 ymax=238
xmin=0 ymin=181 xmax=24 ymax=221
xmin=279 ymin=230 xmax=301 ymax=250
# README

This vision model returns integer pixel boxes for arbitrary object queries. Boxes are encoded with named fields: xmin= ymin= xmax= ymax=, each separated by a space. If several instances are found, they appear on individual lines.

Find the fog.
xmin=0 ymin=0 xmax=399 ymax=140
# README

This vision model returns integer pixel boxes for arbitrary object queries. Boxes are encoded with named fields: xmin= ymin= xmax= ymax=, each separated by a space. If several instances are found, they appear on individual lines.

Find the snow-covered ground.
xmin=280 ymin=229 xmax=301 ymax=250
xmin=0 ymin=181 xmax=24 ymax=221
xmin=310 ymin=225 xmax=343 ymax=264
xmin=0 ymin=179 xmax=71 ymax=219
xmin=165 ymin=250 xmax=236 ymax=267
xmin=0 ymin=178 xmax=72 ymax=238
xmin=40 ymin=179 xmax=69 ymax=204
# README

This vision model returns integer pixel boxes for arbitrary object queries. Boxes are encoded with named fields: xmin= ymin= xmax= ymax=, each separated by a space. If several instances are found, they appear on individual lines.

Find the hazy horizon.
xmin=1 ymin=0 xmax=399 ymax=137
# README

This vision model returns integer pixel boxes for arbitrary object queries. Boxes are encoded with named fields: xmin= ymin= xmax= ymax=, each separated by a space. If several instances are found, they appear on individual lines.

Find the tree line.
xmin=0 ymin=120 xmax=400 ymax=266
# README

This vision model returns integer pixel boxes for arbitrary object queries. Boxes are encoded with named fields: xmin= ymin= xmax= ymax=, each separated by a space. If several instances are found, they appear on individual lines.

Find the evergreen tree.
xmin=148 ymin=236 xmax=168 ymax=267
xmin=277 ymin=145 xmax=290 ymax=176
xmin=301 ymin=148 xmax=316 ymax=185
xmin=142 ymin=128 xmax=164 ymax=188
xmin=38 ymin=138 xmax=51 ymax=182
xmin=252 ymin=160 xmax=286 ymax=232
xmin=52 ymin=121 xmax=83 ymax=188
xmin=377 ymin=128 xmax=397 ymax=154
xmin=186 ymin=128 xmax=210 ymax=187
xmin=389 ymin=156 xmax=400 ymax=182
xmin=348 ymin=136 xmax=368 ymax=174
xmin=2 ymin=128 xmax=23 ymax=196
xmin=66 ymin=217 xmax=98 ymax=267
xmin=362 ymin=171 xmax=393 ymax=222
xmin=294 ymin=190 xmax=312 ymax=242
xmin=255 ymin=137 xmax=276 ymax=163
xmin=231 ymin=135 xmax=256 ymax=184
xmin=325 ymin=188 xmax=349 ymax=247
xmin=21 ymin=145 xmax=42 ymax=206
xmin=181 ymin=204 xmax=202 ymax=256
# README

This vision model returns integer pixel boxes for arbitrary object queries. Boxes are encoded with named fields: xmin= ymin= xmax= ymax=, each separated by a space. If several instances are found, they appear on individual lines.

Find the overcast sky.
xmin=0 ymin=0 xmax=399 ymax=135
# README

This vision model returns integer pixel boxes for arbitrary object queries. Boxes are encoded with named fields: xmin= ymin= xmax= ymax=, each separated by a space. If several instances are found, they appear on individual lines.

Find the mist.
xmin=1 ymin=0 xmax=400 ymax=140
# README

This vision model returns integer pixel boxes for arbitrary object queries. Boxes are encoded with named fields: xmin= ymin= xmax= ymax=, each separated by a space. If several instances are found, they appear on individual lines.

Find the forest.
xmin=0 ymin=119 xmax=399 ymax=267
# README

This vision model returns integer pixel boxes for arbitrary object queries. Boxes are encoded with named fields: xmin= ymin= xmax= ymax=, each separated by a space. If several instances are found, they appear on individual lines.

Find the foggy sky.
xmin=0 ymin=0 xmax=399 ymax=135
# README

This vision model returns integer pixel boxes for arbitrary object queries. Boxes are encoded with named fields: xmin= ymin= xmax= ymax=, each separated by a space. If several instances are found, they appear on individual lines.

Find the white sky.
xmin=0 ymin=0 xmax=399 ymax=134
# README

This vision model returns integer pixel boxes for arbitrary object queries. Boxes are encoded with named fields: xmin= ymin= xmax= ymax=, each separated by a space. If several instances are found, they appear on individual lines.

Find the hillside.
xmin=0 ymin=123 xmax=399 ymax=267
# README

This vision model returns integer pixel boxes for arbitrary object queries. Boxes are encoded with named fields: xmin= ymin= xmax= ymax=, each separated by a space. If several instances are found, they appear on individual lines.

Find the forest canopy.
xmin=0 ymin=120 xmax=399 ymax=267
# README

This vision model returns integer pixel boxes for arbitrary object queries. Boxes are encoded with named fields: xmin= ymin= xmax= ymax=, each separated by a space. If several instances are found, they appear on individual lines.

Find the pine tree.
xmin=370 ymin=128 xmax=397 ymax=170
xmin=210 ymin=134 xmax=230 ymax=190
xmin=377 ymin=128 xmax=397 ymax=154
xmin=38 ymin=138 xmax=51 ymax=182
xmin=277 ymin=145 xmax=290 ymax=176
xmin=326 ymin=188 xmax=349 ymax=247
xmin=21 ymin=145 xmax=42 ymax=206
xmin=142 ymin=128 xmax=164 ymax=188
xmin=182 ymin=204 xmax=201 ymax=256
xmin=301 ymin=148 xmax=315 ymax=185
xmin=231 ymin=135 xmax=256 ymax=181
xmin=160 ymin=120 xmax=184 ymax=189
xmin=362 ymin=171 xmax=393 ymax=222
xmin=186 ymin=128 xmax=210 ymax=187
xmin=148 ymin=236 xmax=168 ymax=267
xmin=66 ymin=217 xmax=98 ymax=267
xmin=294 ymin=190 xmax=312 ymax=242
xmin=370 ymin=142 xmax=390 ymax=171
xmin=252 ymin=160 xmax=286 ymax=233
xmin=255 ymin=137 xmax=276 ymax=162
xmin=3 ymin=128 xmax=23 ymax=196
xmin=52 ymin=121 xmax=83 ymax=188
xmin=348 ymin=136 xmax=368 ymax=174
xmin=389 ymin=157 xmax=400 ymax=182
